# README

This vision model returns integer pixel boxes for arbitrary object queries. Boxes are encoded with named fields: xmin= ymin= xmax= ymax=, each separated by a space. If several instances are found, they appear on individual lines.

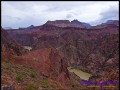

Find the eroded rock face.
xmin=1 ymin=29 xmax=29 ymax=61
xmin=7 ymin=20 xmax=118 ymax=48
xmin=14 ymin=48 xmax=69 ymax=86
xmin=45 ymin=20 xmax=85 ymax=28
xmin=5 ymin=20 xmax=119 ymax=87
xmin=1 ymin=28 xmax=18 ymax=46
xmin=71 ymin=19 xmax=91 ymax=28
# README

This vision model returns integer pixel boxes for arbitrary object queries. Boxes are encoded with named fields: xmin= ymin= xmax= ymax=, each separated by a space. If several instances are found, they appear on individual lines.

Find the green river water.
xmin=67 ymin=67 xmax=92 ymax=80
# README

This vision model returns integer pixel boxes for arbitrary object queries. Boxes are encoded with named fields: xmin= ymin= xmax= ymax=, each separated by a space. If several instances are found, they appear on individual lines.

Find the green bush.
xmin=41 ymin=80 xmax=49 ymax=88
xmin=16 ymin=75 xmax=23 ymax=82
xmin=30 ymin=71 xmax=36 ymax=78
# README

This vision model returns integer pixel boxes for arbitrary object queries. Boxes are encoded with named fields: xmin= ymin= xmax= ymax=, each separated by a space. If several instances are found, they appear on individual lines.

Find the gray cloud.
xmin=66 ymin=14 xmax=73 ymax=19
xmin=100 ymin=6 xmax=118 ymax=23
xmin=5 ymin=15 xmax=22 ymax=21
xmin=1 ymin=1 xmax=119 ymax=28
xmin=89 ymin=6 xmax=119 ymax=25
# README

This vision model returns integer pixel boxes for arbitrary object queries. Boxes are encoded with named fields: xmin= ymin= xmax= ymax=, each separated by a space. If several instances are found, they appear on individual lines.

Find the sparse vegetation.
xmin=4 ymin=60 xmax=11 ymax=71
xmin=16 ymin=75 xmax=23 ymax=82
xmin=41 ymin=80 xmax=49 ymax=88
xmin=30 ymin=71 xmax=36 ymax=78
xmin=2 ymin=61 xmax=57 ymax=89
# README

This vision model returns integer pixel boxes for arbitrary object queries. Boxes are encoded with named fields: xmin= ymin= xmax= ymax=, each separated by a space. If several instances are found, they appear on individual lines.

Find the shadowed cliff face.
xmin=1 ymin=29 xmax=29 ymax=61
xmin=1 ymin=28 xmax=18 ymax=46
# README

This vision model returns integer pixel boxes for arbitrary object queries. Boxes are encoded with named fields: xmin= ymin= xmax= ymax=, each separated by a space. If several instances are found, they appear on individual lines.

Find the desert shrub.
xmin=16 ymin=75 xmax=23 ymax=82
xmin=41 ymin=80 xmax=49 ymax=88
xmin=30 ymin=72 xmax=36 ymax=78
xmin=5 ymin=61 xmax=11 ymax=70
xmin=30 ymin=71 xmax=36 ymax=78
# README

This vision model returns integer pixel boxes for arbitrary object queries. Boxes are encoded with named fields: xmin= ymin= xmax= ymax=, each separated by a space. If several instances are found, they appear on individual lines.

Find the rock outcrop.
xmin=14 ymin=48 xmax=69 ymax=86
xmin=1 ymin=28 xmax=28 ymax=61
xmin=45 ymin=20 xmax=85 ymax=28
xmin=71 ymin=19 xmax=91 ymax=28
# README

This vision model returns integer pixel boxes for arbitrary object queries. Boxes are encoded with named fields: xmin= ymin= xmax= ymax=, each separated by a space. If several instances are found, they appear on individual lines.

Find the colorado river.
xmin=67 ymin=67 xmax=92 ymax=80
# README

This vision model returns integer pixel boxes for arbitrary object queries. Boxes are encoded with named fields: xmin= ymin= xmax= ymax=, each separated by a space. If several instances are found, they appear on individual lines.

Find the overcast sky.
xmin=1 ymin=1 xmax=119 ymax=29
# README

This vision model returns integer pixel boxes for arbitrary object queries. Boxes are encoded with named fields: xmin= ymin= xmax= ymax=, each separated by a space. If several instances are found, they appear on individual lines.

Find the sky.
xmin=1 ymin=1 xmax=119 ymax=29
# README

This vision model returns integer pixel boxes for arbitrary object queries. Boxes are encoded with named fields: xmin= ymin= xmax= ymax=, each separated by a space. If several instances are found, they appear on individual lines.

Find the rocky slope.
xmin=14 ymin=48 xmax=69 ymax=87
xmin=1 ymin=28 xmax=29 ymax=61
xmin=2 ymin=20 xmax=119 ymax=89
xmin=7 ymin=20 xmax=119 ymax=47
xmin=1 ymin=28 xmax=70 ymax=89
xmin=71 ymin=19 xmax=91 ymax=28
